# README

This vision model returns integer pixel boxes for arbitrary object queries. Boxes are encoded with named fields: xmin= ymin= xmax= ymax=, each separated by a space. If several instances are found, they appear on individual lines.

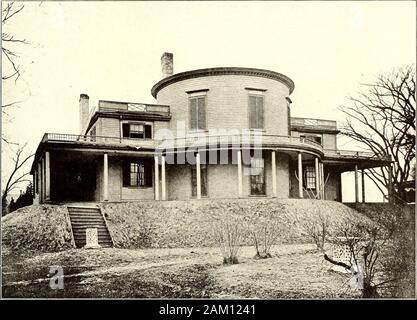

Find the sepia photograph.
xmin=1 ymin=0 xmax=415 ymax=307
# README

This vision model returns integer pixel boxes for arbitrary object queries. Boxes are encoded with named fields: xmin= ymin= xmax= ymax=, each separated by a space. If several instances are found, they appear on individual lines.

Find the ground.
xmin=2 ymin=244 xmax=361 ymax=298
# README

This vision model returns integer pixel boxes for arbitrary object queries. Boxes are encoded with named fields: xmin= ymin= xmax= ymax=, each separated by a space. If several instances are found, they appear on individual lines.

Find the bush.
xmin=1 ymin=205 xmax=74 ymax=252
xmin=212 ymin=216 xmax=243 ymax=264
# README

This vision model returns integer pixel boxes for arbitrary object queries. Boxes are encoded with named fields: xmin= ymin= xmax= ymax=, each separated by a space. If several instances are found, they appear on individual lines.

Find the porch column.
xmin=45 ymin=151 xmax=50 ymax=201
xmin=38 ymin=162 xmax=43 ymax=203
xmin=320 ymin=162 xmax=325 ymax=200
xmin=271 ymin=151 xmax=277 ymax=198
xmin=315 ymin=157 xmax=320 ymax=199
xmin=354 ymin=164 xmax=359 ymax=203
xmin=237 ymin=150 xmax=243 ymax=197
xmin=196 ymin=152 xmax=201 ymax=199
xmin=388 ymin=163 xmax=393 ymax=203
xmin=161 ymin=155 xmax=166 ymax=201
xmin=298 ymin=152 xmax=303 ymax=198
xmin=154 ymin=155 xmax=159 ymax=201
xmin=103 ymin=153 xmax=108 ymax=201
xmin=361 ymin=169 xmax=365 ymax=203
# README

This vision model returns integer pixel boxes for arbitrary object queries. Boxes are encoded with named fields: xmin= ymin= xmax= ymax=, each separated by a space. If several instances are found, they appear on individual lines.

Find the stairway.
xmin=67 ymin=206 xmax=113 ymax=248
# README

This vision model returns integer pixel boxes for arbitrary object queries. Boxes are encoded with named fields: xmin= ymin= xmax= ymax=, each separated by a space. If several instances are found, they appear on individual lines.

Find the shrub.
xmin=212 ymin=216 xmax=243 ymax=264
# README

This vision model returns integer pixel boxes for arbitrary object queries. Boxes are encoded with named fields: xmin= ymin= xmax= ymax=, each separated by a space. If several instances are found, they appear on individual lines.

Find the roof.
xmin=151 ymin=67 xmax=295 ymax=98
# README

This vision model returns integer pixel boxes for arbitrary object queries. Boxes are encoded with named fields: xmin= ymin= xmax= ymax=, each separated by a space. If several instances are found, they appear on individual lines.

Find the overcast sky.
xmin=2 ymin=1 xmax=415 ymax=201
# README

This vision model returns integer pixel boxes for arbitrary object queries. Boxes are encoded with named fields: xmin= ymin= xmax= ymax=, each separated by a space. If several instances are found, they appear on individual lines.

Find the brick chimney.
xmin=79 ymin=93 xmax=89 ymax=134
xmin=161 ymin=52 xmax=173 ymax=78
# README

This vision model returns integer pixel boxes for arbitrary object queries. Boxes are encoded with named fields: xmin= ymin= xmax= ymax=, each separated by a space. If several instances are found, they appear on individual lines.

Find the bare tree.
xmin=340 ymin=66 xmax=415 ymax=201
xmin=2 ymin=144 xmax=34 ymax=215
xmin=2 ymin=2 xmax=28 ymax=145
xmin=2 ymin=2 xmax=27 ymax=83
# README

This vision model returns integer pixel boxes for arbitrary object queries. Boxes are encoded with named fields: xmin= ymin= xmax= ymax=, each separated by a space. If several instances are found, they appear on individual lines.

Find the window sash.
xmin=249 ymin=95 xmax=264 ymax=129
xmin=250 ymin=157 xmax=265 ymax=195
xmin=304 ymin=166 xmax=316 ymax=189
xmin=190 ymin=96 xmax=206 ymax=130
xmin=125 ymin=161 xmax=152 ymax=188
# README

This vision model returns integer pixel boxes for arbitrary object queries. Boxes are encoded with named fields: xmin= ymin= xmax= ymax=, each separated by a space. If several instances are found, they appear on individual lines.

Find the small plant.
xmin=213 ymin=217 xmax=243 ymax=264
xmin=300 ymin=210 xmax=330 ymax=252
xmin=249 ymin=214 xmax=281 ymax=259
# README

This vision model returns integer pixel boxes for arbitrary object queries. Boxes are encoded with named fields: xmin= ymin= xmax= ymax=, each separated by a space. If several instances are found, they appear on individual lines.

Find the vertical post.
xmin=237 ymin=150 xmax=243 ymax=197
xmin=320 ymin=162 xmax=325 ymax=200
xmin=38 ymin=162 xmax=43 ymax=203
xmin=315 ymin=157 xmax=320 ymax=199
xmin=161 ymin=155 xmax=166 ymax=201
xmin=298 ymin=152 xmax=303 ymax=198
xmin=271 ymin=151 xmax=277 ymax=198
xmin=103 ymin=153 xmax=108 ymax=201
xmin=196 ymin=152 xmax=201 ymax=200
xmin=354 ymin=164 xmax=359 ymax=203
xmin=388 ymin=163 xmax=393 ymax=203
xmin=361 ymin=169 xmax=365 ymax=203
xmin=45 ymin=151 xmax=50 ymax=201
xmin=154 ymin=155 xmax=159 ymax=200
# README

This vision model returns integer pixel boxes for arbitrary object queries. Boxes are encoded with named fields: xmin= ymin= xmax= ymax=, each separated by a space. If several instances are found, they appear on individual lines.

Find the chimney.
xmin=79 ymin=93 xmax=89 ymax=134
xmin=161 ymin=52 xmax=173 ymax=78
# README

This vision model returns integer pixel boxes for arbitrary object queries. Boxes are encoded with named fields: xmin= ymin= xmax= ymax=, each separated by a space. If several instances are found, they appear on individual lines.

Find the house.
xmin=30 ymin=53 xmax=391 ymax=204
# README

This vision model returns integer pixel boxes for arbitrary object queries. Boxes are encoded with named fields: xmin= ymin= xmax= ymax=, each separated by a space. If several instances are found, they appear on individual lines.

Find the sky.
xmin=1 ymin=1 xmax=416 ymax=201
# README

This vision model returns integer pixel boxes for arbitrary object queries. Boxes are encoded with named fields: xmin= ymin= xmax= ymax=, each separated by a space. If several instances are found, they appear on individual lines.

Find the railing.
xmin=42 ymin=132 xmax=390 ymax=162
xmin=87 ymin=103 xmax=171 ymax=121
xmin=324 ymin=149 xmax=391 ymax=161
xmin=42 ymin=132 xmax=323 ymax=152
xmin=291 ymin=117 xmax=337 ymax=130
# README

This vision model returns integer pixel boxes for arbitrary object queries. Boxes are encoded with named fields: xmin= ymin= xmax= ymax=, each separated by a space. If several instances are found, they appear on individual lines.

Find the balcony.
xmin=40 ymin=132 xmax=390 ymax=163
xmin=41 ymin=132 xmax=323 ymax=155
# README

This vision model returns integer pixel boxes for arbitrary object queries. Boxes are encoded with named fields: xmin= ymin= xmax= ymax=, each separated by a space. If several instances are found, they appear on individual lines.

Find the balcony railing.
xmin=41 ymin=132 xmax=390 ymax=161
xmin=291 ymin=117 xmax=338 ymax=131
xmin=42 ymin=132 xmax=323 ymax=152
xmin=324 ymin=149 xmax=391 ymax=161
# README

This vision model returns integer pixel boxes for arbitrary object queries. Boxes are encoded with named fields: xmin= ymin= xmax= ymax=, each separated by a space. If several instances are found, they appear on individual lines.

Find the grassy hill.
xmin=2 ymin=198 xmax=370 ymax=251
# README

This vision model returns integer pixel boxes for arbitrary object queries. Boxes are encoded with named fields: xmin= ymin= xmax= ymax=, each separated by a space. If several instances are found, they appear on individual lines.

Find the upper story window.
xmin=122 ymin=122 xmax=152 ymax=139
xmin=189 ymin=95 xmax=206 ymax=131
xmin=249 ymin=94 xmax=264 ymax=129
xmin=300 ymin=134 xmax=322 ymax=145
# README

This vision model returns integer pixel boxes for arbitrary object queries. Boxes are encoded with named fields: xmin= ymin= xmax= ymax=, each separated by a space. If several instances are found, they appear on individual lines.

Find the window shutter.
xmin=122 ymin=161 xmax=130 ymax=187
xmin=249 ymin=96 xmax=257 ymax=129
xmin=144 ymin=125 xmax=152 ymax=139
xmin=122 ymin=123 xmax=130 ymax=138
xmin=257 ymin=96 xmax=264 ymax=129
xmin=145 ymin=161 xmax=153 ymax=187
xmin=197 ymin=97 xmax=206 ymax=130
xmin=189 ymin=98 xmax=197 ymax=130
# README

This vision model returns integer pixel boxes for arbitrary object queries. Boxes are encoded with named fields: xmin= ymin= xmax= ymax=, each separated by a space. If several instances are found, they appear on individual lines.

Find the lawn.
xmin=2 ymin=244 xmax=361 ymax=299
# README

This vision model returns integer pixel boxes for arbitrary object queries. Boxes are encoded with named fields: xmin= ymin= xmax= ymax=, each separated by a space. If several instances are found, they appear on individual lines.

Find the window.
xmin=300 ymin=135 xmax=322 ymax=145
xmin=250 ymin=157 xmax=265 ymax=195
xmin=191 ymin=165 xmax=207 ymax=197
xmin=189 ymin=96 xmax=206 ymax=130
xmin=249 ymin=95 xmax=264 ymax=129
xmin=123 ymin=159 xmax=152 ymax=187
xmin=304 ymin=166 xmax=316 ymax=189
xmin=122 ymin=123 xmax=152 ymax=139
